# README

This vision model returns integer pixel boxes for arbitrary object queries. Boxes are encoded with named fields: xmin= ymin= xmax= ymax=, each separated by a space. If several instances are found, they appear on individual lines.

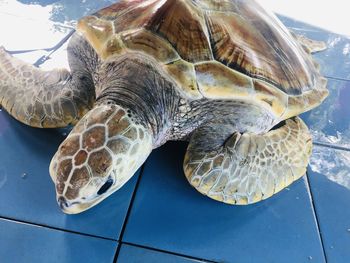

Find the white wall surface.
xmin=257 ymin=0 xmax=350 ymax=37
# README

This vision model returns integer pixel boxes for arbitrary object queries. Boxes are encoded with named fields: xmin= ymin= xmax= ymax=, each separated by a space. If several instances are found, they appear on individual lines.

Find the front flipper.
xmin=0 ymin=47 xmax=95 ymax=128
xmin=184 ymin=117 xmax=312 ymax=204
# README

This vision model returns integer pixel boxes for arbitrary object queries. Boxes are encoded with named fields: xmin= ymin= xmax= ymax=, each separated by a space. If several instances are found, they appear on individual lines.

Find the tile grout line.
xmin=313 ymin=141 xmax=350 ymax=152
xmin=305 ymin=171 xmax=329 ymax=263
xmin=121 ymin=242 xmax=218 ymax=263
xmin=112 ymin=164 xmax=218 ymax=263
xmin=113 ymin=164 xmax=146 ymax=263
xmin=325 ymin=75 xmax=350 ymax=82
xmin=0 ymin=215 xmax=117 ymax=242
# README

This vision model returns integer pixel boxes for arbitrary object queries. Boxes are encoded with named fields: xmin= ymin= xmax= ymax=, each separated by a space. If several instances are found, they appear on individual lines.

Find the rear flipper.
xmin=184 ymin=117 xmax=312 ymax=204
xmin=0 ymin=47 xmax=95 ymax=128
xmin=291 ymin=32 xmax=327 ymax=53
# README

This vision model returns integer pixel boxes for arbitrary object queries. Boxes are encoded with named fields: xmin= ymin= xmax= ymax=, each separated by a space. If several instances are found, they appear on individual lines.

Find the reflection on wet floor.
xmin=302 ymin=79 xmax=350 ymax=148
xmin=310 ymin=145 xmax=350 ymax=189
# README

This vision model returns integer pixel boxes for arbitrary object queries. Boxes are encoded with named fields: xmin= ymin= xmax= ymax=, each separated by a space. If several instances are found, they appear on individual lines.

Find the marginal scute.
xmin=283 ymin=88 xmax=329 ymax=119
xmin=102 ymin=35 xmax=125 ymax=60
xmin=253 ymin=80 xmax=288 ymax=117
xmin=164 ymin=59 xmax=202 ymax=99
xmin=77 ymin=16 xmax=114 ymax=56
xmin=195 ymin=61 xmax=253 ymax=99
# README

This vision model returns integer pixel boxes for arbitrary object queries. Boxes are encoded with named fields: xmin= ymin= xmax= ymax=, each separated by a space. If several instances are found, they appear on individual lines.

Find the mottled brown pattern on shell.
xmin=94 ymin=0 xmax=156 ymax=33
xmin=76 ymin=0 xmax=327 ymax=116
xmin=146 ymin=0 xmax=212 ymax=62
xmin=120 ymin=28 xmax=179 ymax=64
xmin=82 ymin=126 xmax=106 ymax=151
xmin=195 ymin=61 xmax=253 ymax=99
xmin=206 ymin=2 xmax=321 ymax=95
xmin=88 ymin=149 xmax=113 ymax=177
xmin=83 ymin=0 xmax=213 ymax=62
xmin=94 ymin=0 xmax=145 ymax=20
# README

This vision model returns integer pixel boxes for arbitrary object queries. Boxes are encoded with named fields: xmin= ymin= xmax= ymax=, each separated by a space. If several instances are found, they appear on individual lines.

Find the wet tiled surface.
xmin=308 ymin=146 xmax=350 ymax=263
xmin=0 ymin=218 xmax=117 ymax=263
xmin=0 ymin=107 xmax=140 ymax=240
xmin=123 ymin=142 xmax=325 ymax=263
xmin=0 ymin=1 xmax=349 ymax=263
xmin=280 ymin=15 xmax=350 ymax=82
xmin=118 ymin=244 xmax=208 ymax=263
xmin=301 ymin=79 xmax=350 ymax=148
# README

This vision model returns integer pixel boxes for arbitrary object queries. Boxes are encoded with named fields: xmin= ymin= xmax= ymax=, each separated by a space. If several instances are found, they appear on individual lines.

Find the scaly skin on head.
xmin=49 ymin=103 xmax=152 ymax=214
xmin=48 ymin=52 xmax=185 ymax=214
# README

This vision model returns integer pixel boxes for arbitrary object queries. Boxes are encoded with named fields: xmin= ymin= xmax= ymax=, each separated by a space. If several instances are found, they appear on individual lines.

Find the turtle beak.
xmin=57 ymin=195 xmax=107 ymax=214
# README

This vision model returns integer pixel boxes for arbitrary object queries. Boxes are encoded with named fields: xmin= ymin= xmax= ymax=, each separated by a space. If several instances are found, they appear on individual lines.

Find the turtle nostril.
xmin=57 ymin=196 xmax=69 ymax=209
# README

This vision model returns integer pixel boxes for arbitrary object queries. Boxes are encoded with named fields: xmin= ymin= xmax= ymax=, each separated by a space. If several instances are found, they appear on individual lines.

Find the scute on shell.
xmin=77 ymin=0 xmax=328 ymax=120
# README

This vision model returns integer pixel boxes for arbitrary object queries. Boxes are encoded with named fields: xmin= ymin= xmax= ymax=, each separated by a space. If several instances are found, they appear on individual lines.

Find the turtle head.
xmin=49 ymin=104 xmax=152 ymax=214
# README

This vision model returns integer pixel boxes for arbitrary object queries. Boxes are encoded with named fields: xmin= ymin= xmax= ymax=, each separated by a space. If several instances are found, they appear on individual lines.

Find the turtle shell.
xmin=77 ymin=0 xmax=328 ymax=120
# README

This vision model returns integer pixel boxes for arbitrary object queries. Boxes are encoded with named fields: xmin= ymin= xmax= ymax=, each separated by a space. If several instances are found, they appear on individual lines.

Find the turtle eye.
xmin=97 ymin=178 xmax=114 ymax=195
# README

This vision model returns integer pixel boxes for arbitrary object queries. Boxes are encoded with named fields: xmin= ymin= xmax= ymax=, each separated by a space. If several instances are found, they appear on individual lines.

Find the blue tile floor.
xmin=0 ymin=1 xmax=350 ymax=262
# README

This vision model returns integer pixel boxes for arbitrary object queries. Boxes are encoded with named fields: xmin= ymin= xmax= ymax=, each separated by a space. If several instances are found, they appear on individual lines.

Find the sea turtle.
xmin=0 ymin=0 xmax=328 ymax=214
